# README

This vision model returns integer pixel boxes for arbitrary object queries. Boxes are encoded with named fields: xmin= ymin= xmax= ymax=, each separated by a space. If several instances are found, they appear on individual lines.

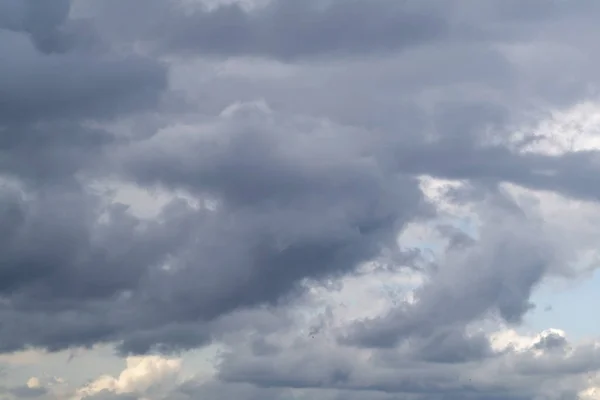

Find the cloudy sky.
xmin=5 ymin=0 xmax=600 ymax=399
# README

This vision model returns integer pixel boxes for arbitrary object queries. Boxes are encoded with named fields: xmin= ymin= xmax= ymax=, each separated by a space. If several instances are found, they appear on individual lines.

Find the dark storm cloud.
xmin=0 ymin=104 xmax=427 ymax=355
xmin=110 ymin=107 xmax=427 ymax=353
xmin=0 ymin=33 xmax=166 ymax=125
xmin=395 ymin=144 xmax=600 ymax=204
xmin=80 ymin=0 xmax=600 ymax=62
xmin=0 ymin=190 xmax=200 ymax=352
xmin=3 ymin=1 xmax=600 ymax=399
xmin=0 ymin=0 xmax=71 ymax=53
xmin=81 ymin=0 xmax=451 ymax=60
xmin=0 ymin=0 xmax=171 ymax=353
xmin=0 ymin=188 xmax=179 ymax=306
xmin=0 ymin=123 xmax=115 ymax=183
xmin=0 ymin=0 xmax=166 ymax=187
xmin=0 ymin=0 xmax=166 ymax=126
xmin=161 ymin=0 xmax=450 ymax=60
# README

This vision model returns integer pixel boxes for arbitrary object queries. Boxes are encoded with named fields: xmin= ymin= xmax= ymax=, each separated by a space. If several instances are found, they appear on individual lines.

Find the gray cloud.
xmin=0 ymin=0 xmax=165 ymax=187
xmin=203 ymin=313 xmax=594 ymax=400
xmin=342 ymin=200 xmax=556 ymax=348
xmin=408 ymin=328 xmax=494 ymax=364
xmin=82 ymin=391 xmax=138 ymax=400
xmin=3 ymin=1 xmax=600 ymax=399
xmin=77 ymin=0 xmax=600 ymax=64
xmin=0 ymin=37 xmax=166 ymax=125
xmin=8 ymin=385 xmax=46 ymax=399
xmin=0 ymin=103 xmax=427 ymax=355
xmin=0 ymin=0 xmax=71 ymax=53
xmin=533 ymin=332 xmax=569 ymax=352
xmin=113 ymin=107 xmax=427 ymax=353
xmin=79 ymin=0 xmax=452 ymax=61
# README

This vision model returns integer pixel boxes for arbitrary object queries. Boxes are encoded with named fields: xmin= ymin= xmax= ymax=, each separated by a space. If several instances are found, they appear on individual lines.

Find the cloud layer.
xmin=4 ymin=0 xmax=600 ymax=399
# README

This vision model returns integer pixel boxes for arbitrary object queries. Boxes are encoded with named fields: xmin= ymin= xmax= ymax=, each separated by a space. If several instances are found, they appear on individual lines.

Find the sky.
xmin=6 ymin=0 xmax=600 ymax=399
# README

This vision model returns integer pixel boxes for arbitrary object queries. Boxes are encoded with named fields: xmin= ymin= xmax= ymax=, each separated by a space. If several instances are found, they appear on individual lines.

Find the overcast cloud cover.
xmin=4 ymin=0 xmax=600 ymax=399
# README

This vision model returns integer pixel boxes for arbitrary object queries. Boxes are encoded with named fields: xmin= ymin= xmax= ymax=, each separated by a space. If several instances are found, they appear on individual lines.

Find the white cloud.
xmin=72 ymin=356 xmax=182 ymax=400
xmin=513 ymin=101 xmax=600 ymax=156
xmin=26 ymin=377 xmax=41 ymax=389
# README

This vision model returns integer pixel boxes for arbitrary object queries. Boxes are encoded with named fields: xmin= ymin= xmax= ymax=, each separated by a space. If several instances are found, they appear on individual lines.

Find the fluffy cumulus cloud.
xmin=5 ymin=0 xmax=600 ymax=399
xmin=72 ymin=355 xmax=183 ymax=399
